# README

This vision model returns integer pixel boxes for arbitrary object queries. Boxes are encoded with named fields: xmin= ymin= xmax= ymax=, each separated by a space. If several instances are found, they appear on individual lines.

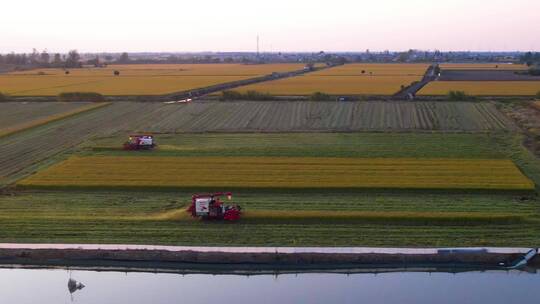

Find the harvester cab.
xmin=123 ymin=134 xmax=156 ymax=150
xmin=188 ymin=192 xmax=241 ymax=221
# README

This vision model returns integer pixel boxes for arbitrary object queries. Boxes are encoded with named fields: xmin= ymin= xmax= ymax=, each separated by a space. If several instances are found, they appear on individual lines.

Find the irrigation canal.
xmin=0 ymin=266 xmax=539 ymax=304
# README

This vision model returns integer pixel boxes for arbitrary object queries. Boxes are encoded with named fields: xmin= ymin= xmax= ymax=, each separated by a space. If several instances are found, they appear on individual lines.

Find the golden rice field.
xmin=233 ymin=63 xmax=428 ymax=95
xmin=18 ymin=156 xmax=534 ymax=191
xmin=0 ymin=64 xmax=305 ymax=96
xmin=418 ymin=81 xmax=540 ymax=96
xmin=312 ymin=63 xmax=429 ymax=76
xmin=235 ymin=75 xmax=421 ymax=95
xmin=9 ymin=64 xmax=307 ymax=77
xmin=439 ymin=63 xmax=528 ymax=70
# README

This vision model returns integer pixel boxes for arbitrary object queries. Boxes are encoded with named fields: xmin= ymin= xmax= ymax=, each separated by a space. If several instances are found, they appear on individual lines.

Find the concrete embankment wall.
xmin=0 ymin=244 xmax=535 ymax=269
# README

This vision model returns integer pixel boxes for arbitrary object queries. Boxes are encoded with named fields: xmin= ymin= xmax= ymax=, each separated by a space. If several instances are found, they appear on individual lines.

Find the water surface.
xmin=0 ymin=267 xmax=538 ymax=304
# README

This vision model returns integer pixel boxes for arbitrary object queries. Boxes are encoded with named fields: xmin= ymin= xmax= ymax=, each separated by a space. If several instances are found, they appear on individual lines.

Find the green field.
xmin=2 ymin=132 xmax=540 ymax=246
xmin=0 ymin=190 xmax=538 ymax=246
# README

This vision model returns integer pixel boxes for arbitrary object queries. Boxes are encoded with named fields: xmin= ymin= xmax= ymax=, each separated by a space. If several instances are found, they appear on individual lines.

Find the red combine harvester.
xmin=187 ymin=192 xmax=242 ymax=221
xmin=123 ymin=135 xmax=156 ymax=150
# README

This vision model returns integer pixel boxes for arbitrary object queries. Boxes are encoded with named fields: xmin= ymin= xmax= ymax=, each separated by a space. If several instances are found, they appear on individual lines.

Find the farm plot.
xmin=0 ymin=103 xmax=110 ymax=139
xmin=0 ymin=102 xmax=161 ymax=183
xmin=312 ymin=63 xmax=429 ymax=76
xmin=438 ymin=70 xmax=540 ymax=81
xmin=9 ymin=64 xmax=307 ymax=77
xmin=439 ymin=63 xmax=528 ymax=71
xmin=418 ymin=81 xmax=540 ymax=96
xmin=234 ymin=75 xmax=420 ymax=95
xmin=18 ymin=156 xmax=534 ymax=191
xmin=0 ymin=102 xmax=100 ymax=134
xmin=0 ymin=190 xmax=539 ymax=246
xmin=0 ymin=63 xmax=305 ymax=96
xmin=120 ymin=101 xmax=516 ymax=132
xmin=232 ymin=63 xmax=429 ymax=95
xmin=91 ymin=133 xmax=515 ymax=159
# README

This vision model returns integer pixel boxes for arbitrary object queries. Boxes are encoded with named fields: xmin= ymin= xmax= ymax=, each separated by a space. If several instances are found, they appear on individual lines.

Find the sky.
xmin=1 ymin=0 xmax=539 ymax=53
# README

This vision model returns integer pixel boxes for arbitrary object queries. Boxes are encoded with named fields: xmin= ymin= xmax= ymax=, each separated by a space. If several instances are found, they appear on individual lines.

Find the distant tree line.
xmin=0 ymin=50 xmax=131 ymax=69
xmin=0 ymin=49 xmax=83 ymax=68
xmin=519 ymin=52 xmax=540 ymax=76
xmin=520 ymin=52 xmax=540 ymax=66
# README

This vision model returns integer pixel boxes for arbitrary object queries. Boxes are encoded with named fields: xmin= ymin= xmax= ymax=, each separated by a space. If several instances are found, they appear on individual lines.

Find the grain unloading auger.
xmin=187 ymin=192 xmax=242 ymax=221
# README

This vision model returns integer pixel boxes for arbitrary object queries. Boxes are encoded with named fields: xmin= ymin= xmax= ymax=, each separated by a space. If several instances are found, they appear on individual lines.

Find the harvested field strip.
xmin=0 ymin=209 xmax=522 ymax=226
xmin=238 ymin=210 xmax=525 ymax=225
xmin=117 ymin=101 xmax=516 ymax=132
xmin=0 ymin=102 xmax=94 ymax=130
xmin=418 ymin=81 xmax=540 ymax=96
xmin=18 ymin=156 xmax=535 ymax=191
xmin=0 ymin=102 xmax=110 ymax=139
xmin=0 ymin=218 xmax=538 ymax=246
xmin=0 ymin=102 xmax=164 ymax=182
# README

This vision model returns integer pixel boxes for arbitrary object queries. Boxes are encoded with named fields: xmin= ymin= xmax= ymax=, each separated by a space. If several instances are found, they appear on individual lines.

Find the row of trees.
xmin=0 ymin=49 xmax=83 ymax=68
xmin=520 ymin=52 xmax=540 ymax=66
xmin=0 ymin=49 xmax=131 ymax=68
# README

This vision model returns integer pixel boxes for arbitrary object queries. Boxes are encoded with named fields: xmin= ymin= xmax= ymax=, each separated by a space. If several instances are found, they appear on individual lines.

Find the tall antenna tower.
xmin=257 ymin=35 xmax=260 ymax=58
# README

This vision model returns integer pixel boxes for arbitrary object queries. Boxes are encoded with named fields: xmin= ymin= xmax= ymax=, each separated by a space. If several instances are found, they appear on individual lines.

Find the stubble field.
xmin=418 ymin=81 xmax=540 ymax=96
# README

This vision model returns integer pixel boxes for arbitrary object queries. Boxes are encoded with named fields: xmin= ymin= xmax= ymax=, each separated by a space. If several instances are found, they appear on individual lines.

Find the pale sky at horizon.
xmin=1 ymin=0 xmax=539 ymax=53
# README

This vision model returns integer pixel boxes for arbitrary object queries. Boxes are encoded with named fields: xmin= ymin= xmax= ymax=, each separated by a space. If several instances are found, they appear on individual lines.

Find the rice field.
xmin=0 ymin=63 xmax=305 ymax=96
xmin=112 ymin=101 xmax=516 ymax=132
xmin=418 ymin=81 xmax=540 ymax=96
xmin=439 ymin=63 xmax=528 ymax=71
xmin=2 ymin=99 xmax=540 ymax=247
xmin=0 ymin=190 xmax=539 ymax=246
xmin=233 ymin=75 xmax=421 ymax=95
xmin=233 ymin=63 xmax=429 ymax=95
xmin=8 ymin=64 xmax=307 ymax=77
xmin=0 ymin=102 xmax=110 ymax=138
xmin=311 ymin=63 xmax=429 ymax=76
xmin=18 ymin=156 xmax=534 ymax=191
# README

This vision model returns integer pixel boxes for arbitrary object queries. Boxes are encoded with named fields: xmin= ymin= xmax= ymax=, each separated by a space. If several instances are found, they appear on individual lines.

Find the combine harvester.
xmin=123 ymin=135 xmax=156 ymax=150
xmin=188 ymin=192 xmax=242 ymax=221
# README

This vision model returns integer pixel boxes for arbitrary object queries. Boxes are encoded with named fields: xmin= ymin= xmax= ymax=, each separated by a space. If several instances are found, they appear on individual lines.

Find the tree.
xmin=53 ymin=53 xmax=63 ymax=66
xmin=87 ymin=56 xmax=100 ymax=67
xmin=118 ymin=52 xmax=130 ymax=63
xmin=40 ymin=50 xmax=50 ymax=64
xmin=29 ymin=48 xmax=39 ymax=64
xmin=65 ymin=50 xmax=81 ymax=68
xmin=520 ymin=52 xmax=540 ymax=66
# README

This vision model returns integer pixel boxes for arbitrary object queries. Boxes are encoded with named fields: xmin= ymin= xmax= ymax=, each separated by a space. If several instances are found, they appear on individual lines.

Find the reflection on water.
xmin=0 ymin=267 xmax=538 ymax=304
